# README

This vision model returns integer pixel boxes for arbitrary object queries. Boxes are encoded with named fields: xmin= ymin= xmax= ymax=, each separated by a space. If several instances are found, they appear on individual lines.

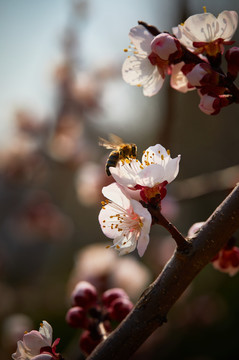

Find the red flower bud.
xmin=102 ymin=288 xmax=129 ymax=308
xmin=65 ymin=306 xmax=88 ymax=328
xmin=108 ymin=297 xmax=133 ymax=322
xmin=71 ymin=281 xmax=97 ymax=308
xmin=226 ymin=46 xmax=239 ymax=78
xmin=79 ymin=330 xmax=101 ymax=355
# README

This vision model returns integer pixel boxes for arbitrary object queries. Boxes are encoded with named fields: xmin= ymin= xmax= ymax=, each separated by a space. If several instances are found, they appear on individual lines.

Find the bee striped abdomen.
xmin=106 ymin=151 xmax=120 ymax=176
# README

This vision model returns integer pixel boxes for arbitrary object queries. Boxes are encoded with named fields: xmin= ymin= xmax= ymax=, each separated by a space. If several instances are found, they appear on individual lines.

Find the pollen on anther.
xmin=203 ymin=6 xmax=207 ymax=13
xmin=167 ymin=149 xmax=170 ymax=155
xmin=124 ymin=48 xmax=128 ymax=52
xmin=161 ymin=154 xmax=164 ymax=160
xmin=137 ymin=84 xmax=141 ymax=87
xmin=116 ymin=245 xmax=120 ymax=249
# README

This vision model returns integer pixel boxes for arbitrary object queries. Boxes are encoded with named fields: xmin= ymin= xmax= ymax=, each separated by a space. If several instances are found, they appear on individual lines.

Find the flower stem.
xmin=150 ymin=207 xmax=190 ymax=252
xmin=98 ymin=322 xmax=108 ymax=341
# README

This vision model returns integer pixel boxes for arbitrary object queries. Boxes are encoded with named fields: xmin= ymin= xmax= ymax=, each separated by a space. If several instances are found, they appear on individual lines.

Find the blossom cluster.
xmin=65 ymin=281 xmax=133 ymax=355
xmin=99 ymin=144 xmax=180 ymax=256
xmin=12 ymin=321 xmax=63 ymax=360
xmin=122 ymin=9 xmax=239 ymax=115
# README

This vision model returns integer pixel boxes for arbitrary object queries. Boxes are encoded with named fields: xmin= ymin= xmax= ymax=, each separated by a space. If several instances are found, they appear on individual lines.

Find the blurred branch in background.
xmin=172 ymin=164 xmax=239 ymax=200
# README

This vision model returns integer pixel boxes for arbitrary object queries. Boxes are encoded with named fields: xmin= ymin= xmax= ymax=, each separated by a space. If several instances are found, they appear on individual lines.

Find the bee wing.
xmin=99 ymin=137 xmax=118 ymax=150
xmin=108 ymin=133 xmax=124 ymax=145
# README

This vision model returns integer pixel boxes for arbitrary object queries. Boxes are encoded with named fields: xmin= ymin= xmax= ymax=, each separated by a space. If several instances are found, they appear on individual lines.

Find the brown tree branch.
xmin=87 ymin=183 xmax=239 ymax=360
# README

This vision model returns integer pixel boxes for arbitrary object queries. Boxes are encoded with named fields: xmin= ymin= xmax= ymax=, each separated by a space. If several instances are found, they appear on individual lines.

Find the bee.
xmin=99 ymin=134 xmax=137 ymax=176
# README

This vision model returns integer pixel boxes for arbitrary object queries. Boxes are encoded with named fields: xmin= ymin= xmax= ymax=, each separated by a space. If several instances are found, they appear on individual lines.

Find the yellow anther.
xmin=133 ymin=51 xmax=138 ymax=54
xmin=137 ymin=84 xmax=141 ymax=87
xmin=158 ymin=150 xmax=160 ymax=154
xmin=24 ymin=331 xmax=28 ymax=334
xmin=126 ymin=158 xmax=130 ymax=164
xmin=167 ymin=149 xmax=170 ymax=155
xmin=180 ymin=22 xmax=184 ymax=26
xmin=101 ymin=201 xmax=105 ymax=205
xmin=161 ymin=154 xmax=164 ymax=160
xmin=140 ymin=165 xmax=144 ymax=169
xmin=124 ymin=48 xmax=128 ymax=52
xmin=103 ymin=220 xmax=106 ymax=223
xmin=106 ymin=245 xmax=110 ymax=249
xmin=40 ymin=323 xmax=43 ymax=327
xmin=116 ymin=245 xmax=120 ymax=249
xmin=103 ymin=225 xmax=106 ymax=228
xmin=203 ymin=6 xmax=207 ymax=13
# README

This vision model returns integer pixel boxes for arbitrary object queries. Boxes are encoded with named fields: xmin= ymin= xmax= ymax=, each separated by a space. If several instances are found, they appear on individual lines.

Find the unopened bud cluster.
xmin=123 ymin=10 xmax=239 ymax=115
xmin=65 ymin=281 xmax=133 ymax=355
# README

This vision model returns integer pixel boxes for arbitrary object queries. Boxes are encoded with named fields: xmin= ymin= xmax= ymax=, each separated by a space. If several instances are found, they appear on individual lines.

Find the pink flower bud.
xmin=186 ymin=63 xmax=219 ymax=87
xmin=102 ymin=288 xmax=129 ymax=308
xmin=151 ymin=33 xmax=182 ymax=61
xmin=65 ymin=306 xmax=88 ymax=328
xmin=198 ymin=93 xmax=221 ymax=115
xmin=211 ymin=247 xmax=239 ymax=276
xmin=225 ymin=46 xmax=239 ymax=78
xmin=71 ymin=281 xmax=97 ymax=308
xmin=108 ymin=297 xmax=133 ymax=322
xmin=79 ymin=330 xmax=101 ymax=355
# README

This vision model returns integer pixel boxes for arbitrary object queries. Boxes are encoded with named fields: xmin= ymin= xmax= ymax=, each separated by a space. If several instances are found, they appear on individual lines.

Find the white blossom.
xmin=99 ymin=182 xmax=152 ymax=256
xmin=109 ymin=144 xmax=180 ymax=199
xmin=173 ymin=10 xmax=238 ymax=54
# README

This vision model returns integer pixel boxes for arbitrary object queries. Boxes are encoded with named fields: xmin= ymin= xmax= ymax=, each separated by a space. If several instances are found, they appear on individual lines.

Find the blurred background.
xmin=1 ymin=0 xmax=239 ymax=359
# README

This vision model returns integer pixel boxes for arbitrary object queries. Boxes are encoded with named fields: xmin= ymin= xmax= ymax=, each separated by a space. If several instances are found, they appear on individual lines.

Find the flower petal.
xmin=23 ymin=331 xmax=46 ymax=355
xmin=135 ymin=164 xmax=166 ymax=187
xmin=122 ymin=55 xmax=164 ymax=96
xmin=164 ymin=155 xmax=181 ymax=183
xmin=129 ymin=25 xmax=154 ymax=54
xmin=131 ymin=200 xmax=152 ymax=256
xmin=217 ymin=10 xmax=238 ymax=40
xmin=102 ymin=182 xmax=131 ymax=209
xmin=142 ymin=67 xmax=164 ymax=96
xmin=170 ymin=62 xmax=195 ymax=93
xmin=39 ymin=321 xmax=52 ymax=345
xmin=183 ymin=12 xmax=220 ymax=42
xmin=99 ymin=202 xmax=126 ymax=239
xmin=110 ymin=163 xmax=139 ymax=188
xmin=143 ymin=144 xmax=169 ymax=165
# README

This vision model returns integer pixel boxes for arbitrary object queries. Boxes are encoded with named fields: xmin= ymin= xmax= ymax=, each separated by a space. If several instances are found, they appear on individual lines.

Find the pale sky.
xmin=1 ymin=0 xmax=237 ymax=144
